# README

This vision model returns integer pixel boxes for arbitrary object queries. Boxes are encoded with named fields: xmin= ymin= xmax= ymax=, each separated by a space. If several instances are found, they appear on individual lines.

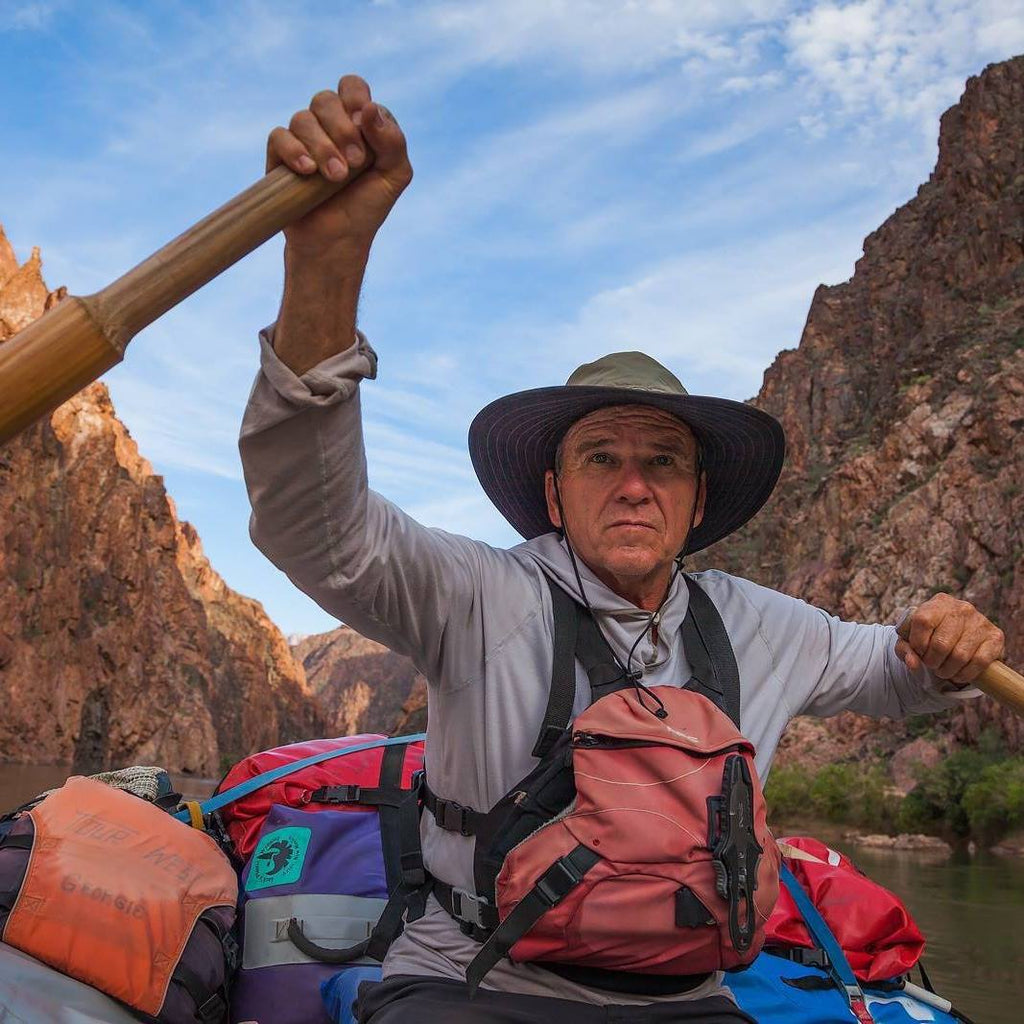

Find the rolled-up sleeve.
xmin=238 ymin=327 xmax=484 ymax=679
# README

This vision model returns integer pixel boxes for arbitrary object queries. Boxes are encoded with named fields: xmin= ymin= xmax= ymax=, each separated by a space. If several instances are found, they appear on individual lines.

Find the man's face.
xmin=544 ymin=405 xmax=705 ymax=606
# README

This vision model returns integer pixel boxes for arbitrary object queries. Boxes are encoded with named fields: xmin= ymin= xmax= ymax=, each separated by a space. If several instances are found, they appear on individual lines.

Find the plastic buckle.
xmin=450 ymin=887 xmax=489 ymax=928
xmin=310 ymin=785 xmax=361 ymax=805
xmin=440 ymin=800 xmax=473 ymax=836
xmin=535 ymin=857 xmax=583 ymax=907
xmin=791 ymin=946 xmax=831 ymax=971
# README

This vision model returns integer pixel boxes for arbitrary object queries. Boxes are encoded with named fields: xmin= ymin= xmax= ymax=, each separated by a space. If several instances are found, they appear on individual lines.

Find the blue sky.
xmin=3 ymin=0 xmax=1023 ymax=636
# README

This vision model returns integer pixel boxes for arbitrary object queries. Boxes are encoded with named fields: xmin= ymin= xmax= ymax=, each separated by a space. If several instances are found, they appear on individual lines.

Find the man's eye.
xmin=652 ymin=454 xmax=674 ymax=466
xmin=589 ymin=452 xmax=612 ymax=464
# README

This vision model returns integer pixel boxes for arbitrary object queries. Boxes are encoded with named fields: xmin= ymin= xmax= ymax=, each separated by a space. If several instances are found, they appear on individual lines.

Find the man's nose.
xmin=615 ymin=461 xmax=653 ymax=502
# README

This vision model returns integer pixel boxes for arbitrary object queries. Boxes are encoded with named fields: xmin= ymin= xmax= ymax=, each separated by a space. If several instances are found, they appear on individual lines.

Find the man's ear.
xmin=544 ymin=469 xmax=563 ymax=529
xmin=693 ymin=471 xmax=707 ymax=528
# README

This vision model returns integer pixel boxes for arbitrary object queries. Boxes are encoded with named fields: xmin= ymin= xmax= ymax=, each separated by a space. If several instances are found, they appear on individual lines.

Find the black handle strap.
xmin=286 ymin=919 xmax=371 ymax=964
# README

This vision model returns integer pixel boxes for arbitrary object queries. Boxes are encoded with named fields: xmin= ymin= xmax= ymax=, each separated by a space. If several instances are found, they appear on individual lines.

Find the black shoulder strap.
xmin=532 ymin=573 xmax=741 ymax=756
xmin=531 ymin=578 xmax=581 ymax=758
xmin=681 ymin=575 xmax=741 ymax=728
xmin=532 ymin=578 xmax=632 ymax=758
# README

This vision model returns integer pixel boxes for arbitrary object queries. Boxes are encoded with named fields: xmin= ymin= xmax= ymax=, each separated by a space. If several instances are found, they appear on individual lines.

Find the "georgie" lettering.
xmin=60 ymin=874 xmax=147 ymax=919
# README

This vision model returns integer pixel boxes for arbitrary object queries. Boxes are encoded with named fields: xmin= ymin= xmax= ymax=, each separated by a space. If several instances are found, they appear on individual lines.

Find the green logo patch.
xmin=246 ymin=826 xmax=311 ymax=891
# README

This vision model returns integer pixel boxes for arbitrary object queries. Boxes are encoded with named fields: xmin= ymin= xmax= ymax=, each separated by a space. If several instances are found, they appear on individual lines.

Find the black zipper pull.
xmin=573 ymin=731 xmax=600 ymax=747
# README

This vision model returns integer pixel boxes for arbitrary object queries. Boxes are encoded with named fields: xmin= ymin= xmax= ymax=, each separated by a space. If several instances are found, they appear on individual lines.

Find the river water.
xmin=0 ymin=766 xmax=1021 ymax=1022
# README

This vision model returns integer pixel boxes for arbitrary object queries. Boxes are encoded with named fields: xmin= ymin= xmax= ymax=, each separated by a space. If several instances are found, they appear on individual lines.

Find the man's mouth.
xmin=608 ymin=520 xmax=656 ymax=530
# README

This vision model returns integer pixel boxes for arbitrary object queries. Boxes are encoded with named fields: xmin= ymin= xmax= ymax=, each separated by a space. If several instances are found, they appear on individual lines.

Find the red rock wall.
xmin=294 ymin=626 xmax=427 ymax=737
xmin=702 ymin=57 xmax=1024 ymax=756
xmin=0 ymin=229 xmax=325 ymax=774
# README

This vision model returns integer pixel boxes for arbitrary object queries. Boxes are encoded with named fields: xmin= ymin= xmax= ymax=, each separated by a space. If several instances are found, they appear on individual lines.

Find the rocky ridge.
xmin=702 ymin=57 xmax=1024 ymax=765
xmin=0 ymin=230 xmax=325 ymax=774
xmin=293 ymin=626 xmax=427 ymax=737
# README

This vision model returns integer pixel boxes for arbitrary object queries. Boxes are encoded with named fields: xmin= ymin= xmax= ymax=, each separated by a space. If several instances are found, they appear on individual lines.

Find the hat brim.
xmin=468 ymin=386 xmax=785 ymax=555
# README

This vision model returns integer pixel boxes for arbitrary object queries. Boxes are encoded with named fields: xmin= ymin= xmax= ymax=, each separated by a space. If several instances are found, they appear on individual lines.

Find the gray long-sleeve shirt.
xmin=239 ymin=329 xmax=972 ymax=1005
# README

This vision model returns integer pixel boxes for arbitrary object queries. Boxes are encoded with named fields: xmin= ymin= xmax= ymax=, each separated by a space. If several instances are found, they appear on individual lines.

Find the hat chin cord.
xmin=551 ymin=464 xmax=705 ymax=721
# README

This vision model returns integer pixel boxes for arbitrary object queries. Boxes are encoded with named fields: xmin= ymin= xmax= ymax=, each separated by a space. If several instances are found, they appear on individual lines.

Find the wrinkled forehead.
xmin=562 ymin=404 xmax=698 ymax=452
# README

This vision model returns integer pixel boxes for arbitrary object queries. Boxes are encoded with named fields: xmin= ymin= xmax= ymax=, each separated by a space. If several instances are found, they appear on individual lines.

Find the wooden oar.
xmin=896 ymin=613 xmax=1024 ymax=717
xmin=0 ymin=163 xmax=362 ymax=444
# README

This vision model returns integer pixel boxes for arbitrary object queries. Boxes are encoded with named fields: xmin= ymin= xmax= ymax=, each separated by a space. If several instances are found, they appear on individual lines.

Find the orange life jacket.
xmin=1 ymin=775 xmax=237 ymax=1018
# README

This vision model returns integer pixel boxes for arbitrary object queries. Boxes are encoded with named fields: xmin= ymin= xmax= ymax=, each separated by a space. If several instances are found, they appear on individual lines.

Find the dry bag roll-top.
xmin=0 ymin=775 xmax=238 ymax=1023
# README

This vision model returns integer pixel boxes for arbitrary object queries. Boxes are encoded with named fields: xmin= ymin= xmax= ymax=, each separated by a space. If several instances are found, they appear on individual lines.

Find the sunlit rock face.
xmin=0 ymin=230 xmax=324 ymax=774
xmin=702 ymin=56 xmax=1024 ymax=762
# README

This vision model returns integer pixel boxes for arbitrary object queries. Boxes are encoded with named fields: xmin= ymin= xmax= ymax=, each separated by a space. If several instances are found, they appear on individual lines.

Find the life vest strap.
xmin=465 ymin=844 xmax=600 ymax=995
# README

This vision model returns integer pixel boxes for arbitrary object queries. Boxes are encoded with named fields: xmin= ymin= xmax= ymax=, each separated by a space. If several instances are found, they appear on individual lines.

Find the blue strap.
xmin=780 ymin=863 xmax=875 ymax=1023
xmin=175 ymin=733 xmax=426 ymax=823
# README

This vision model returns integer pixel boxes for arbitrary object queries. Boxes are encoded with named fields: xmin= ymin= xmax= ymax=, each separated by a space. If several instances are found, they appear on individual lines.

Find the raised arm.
xmin=266 ymin=74 xmax=412 ymax=374
xmin=240 ymin=77 xmax=509 ymax=677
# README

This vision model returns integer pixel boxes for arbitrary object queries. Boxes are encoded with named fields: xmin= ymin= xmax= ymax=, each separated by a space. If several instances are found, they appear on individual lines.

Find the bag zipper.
xmin=573 ymin=731 xmax=745 ymax=757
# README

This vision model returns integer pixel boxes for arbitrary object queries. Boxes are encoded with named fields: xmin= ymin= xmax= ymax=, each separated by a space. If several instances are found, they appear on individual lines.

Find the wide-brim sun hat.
xmin=468 ymin=351 xmax=786 ymax=556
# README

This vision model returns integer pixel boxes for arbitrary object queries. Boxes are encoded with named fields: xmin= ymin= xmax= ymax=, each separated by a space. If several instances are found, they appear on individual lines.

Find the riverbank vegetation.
xmin=765 ymin=734 xmax=1024 ymax=845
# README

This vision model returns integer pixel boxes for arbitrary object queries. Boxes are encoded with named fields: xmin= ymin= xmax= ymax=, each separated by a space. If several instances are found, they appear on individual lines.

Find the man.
xmin=240 ymin=77 xmax=1005 ymax=1023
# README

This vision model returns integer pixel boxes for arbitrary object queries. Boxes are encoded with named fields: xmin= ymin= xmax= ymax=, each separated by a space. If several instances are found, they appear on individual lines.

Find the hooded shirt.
xmin=239 ymin=329 xmax=973 ymax=1006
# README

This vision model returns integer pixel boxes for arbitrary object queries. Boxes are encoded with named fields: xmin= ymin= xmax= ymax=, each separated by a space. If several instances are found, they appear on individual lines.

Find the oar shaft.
xmin=974 ymin=661 xmax=1024 ymax=718
xmin=93 ymin=165 xmax=343 ymax=348
xmin=0 ymin=297 xmax=120 ymax=442
xmin=0 ymin=165 xmax=352 ymax=444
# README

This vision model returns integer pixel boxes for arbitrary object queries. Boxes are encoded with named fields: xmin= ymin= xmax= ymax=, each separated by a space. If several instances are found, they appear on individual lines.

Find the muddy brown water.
xmin=1 ymin=767 xmax=1021 ymax=1022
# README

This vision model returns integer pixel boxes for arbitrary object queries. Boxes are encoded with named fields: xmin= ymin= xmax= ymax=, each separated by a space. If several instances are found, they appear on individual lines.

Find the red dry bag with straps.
xmin=215 ymin=734 xmax=424 ymax=860
xmin=766 ymin=836 xmax=925 ymax=982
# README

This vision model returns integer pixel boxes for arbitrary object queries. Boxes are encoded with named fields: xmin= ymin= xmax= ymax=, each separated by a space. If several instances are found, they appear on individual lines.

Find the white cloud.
xmin=785 ymin=0 xmax=1024 ymax=135
xmin=419 ymin=0 xmax=789 ymax=74
xmin=0 ymin=1 xmax=58 ymax=30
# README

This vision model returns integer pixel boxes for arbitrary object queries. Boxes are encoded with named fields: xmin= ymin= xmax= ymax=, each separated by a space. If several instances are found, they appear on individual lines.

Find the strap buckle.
xmin=450 ymin=887 xmax=491 ymax=928
xmin=437 ymin=799 xmax=473 ymax=836
xmin=535 ymin=856 xmax=586 ymax=907
xmin=846 ymin=987 xmax=875 ymax=1024
xmin=789 ymin=945 xmax=832 ymax=970
xmin=310 ymin=784 xmax=361 ymax=805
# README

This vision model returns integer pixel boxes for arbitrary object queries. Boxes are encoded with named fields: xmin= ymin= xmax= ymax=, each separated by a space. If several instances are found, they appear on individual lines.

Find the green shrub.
xmin=896 ymin=733 xmax=1024 ymax=843
xmin=964 ymin=760 xmax=1024 ymax=842
xmin=766 ymin=760 xmax=898 ymax=832
xmin=763 ymin=764 xmax=813 ymax=820
xmin=767 ymin=740 xmax=1024 ymax=844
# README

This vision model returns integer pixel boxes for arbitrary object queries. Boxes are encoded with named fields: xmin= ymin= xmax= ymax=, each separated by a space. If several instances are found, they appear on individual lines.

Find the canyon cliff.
xmin=0 ymin=232 xmax=325 ymax=774
xmin=702 ymin=57 xmax=1024 ymax=765
xmin=294 ymin=627 xmax=428 ymax=737
xmin=3 ymin=55 xmax=1022 ymax=779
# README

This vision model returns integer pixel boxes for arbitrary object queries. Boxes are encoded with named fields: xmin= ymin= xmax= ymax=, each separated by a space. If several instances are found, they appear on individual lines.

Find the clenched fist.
xmin=267 ymin=74 xmax=413 ymax=260
xmin=896 ymin=593 xmax=1005 ymax=686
